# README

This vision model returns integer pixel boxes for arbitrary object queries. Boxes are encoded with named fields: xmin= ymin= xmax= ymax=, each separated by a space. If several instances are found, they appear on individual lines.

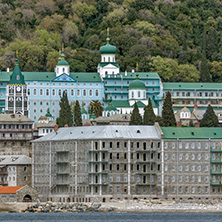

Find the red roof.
xmin=0 ymin=186 xmax=23 ymax=194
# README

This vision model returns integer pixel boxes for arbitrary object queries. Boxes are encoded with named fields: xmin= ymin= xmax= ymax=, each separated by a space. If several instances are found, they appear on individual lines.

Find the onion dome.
xmin=105 ymin=98 xmax=117 ymax=111
xmin=100 ymin=30 xmax=117 ymax=55
xmin=8 ymin=57 xmax=26 ymax=85
xmin=81 ymin=103 xmax=88 ymax=115
xmin=57 ymin=50 xmax=69 ymax=66
xmin=45 ymin=108 xmax=52 ymax=118
xmin=129 ymin=74 xmax=146 ymax=90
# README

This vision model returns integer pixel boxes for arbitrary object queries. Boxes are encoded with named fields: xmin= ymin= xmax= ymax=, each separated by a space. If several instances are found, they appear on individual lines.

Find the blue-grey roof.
xmin=33 ymin=125 xmax=161 ymax=142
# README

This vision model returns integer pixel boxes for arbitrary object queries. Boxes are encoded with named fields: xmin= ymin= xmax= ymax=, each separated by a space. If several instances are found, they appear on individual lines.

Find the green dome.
xmin=129 ymin=79 xmax=146 ymax=89
xmin=100 ymin=42 xmax=117 ymax=54
xmin=57 ymin=59 xmax=69 ymax=66
xmin=81 ymin=109 xmax=88 ymax=115
xmin=105 ymin=104 xmax=117 ymax=111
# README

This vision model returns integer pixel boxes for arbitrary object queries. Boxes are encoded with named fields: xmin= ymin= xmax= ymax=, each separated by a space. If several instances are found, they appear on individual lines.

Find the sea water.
xmin=0 ymin=212 xmax=222 ymax=222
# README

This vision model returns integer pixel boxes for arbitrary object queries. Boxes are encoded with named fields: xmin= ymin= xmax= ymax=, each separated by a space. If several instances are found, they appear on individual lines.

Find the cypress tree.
xmin=56 ymin=91 xmax=73 ymax=127
xmin=200 ymin=27 xmax=211 ymax=82
xmin=129 ymin=102 xmax=142 ymax=125
xmin=143 ymin=97 xmax=156 ymax=125
xmin=74 ymin=100 xmax=82 ymax=126
xmin=162 ymin=91 xmax=176 ymax=127
xmin=200 ymin=104 xmax=218 ymax=127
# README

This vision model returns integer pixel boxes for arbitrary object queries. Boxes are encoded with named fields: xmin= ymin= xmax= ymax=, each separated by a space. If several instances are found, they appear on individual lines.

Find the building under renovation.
xmin=32 ymin=125 xmax=222 ymax=203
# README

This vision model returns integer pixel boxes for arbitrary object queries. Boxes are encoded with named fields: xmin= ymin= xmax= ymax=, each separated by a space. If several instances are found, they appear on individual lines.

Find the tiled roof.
xmin=0 ymin=155 xmax=31 ymax=165
xmin=0 ymin=114 xmax=33 ymax=122
xmin=163 ymin=82 xmax=222 ymax=90
xmin=161 ymin=127 xmax=222 ymax=139
xmin=0 ymin=186 xmax=23 ymax=194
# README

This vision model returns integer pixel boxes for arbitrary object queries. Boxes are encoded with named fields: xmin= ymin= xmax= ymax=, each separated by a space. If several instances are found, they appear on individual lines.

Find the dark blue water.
xmin=0 ymin=213 xmax=222 ymax=222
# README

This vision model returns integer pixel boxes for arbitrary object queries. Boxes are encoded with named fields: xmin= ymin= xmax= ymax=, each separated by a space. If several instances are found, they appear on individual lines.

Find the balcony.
xmin=88 ymin=183 xmax=108 ymax=186
xmin=135 ymin=172 xmax=157 ymax=175
xmin=136 ymin=182 xmax=156 ymax=186
xmin=89 ymin=161 xmax=108 ymax=163
xmin=136 ymin=160 xmax=156 ymax=163
xmin=56 ymin=160 xmax=69 ymax=164
xmin=88 ymin=150 xmax=109 ymax=153
xmin=136 ymin=149 xmax=157 ymax=152
xmin=210 ymin=180 xmax=222 ymax=186
xmin=210 ymin=158 xmax=222 ymax=163
xmin=211 ymin=147 xmax=222 ymax=152
xmin=0 ymin=181 xmax=8 ymax=186
xmin=211 ymin=170 xmax=222 ymax=175
xmin=88 ymin=172 xmax=108 ymax=174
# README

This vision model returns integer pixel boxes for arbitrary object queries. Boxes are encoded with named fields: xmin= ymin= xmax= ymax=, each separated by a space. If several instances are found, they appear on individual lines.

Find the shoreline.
xmin=1 ymin=202 xmax=222 ymax=213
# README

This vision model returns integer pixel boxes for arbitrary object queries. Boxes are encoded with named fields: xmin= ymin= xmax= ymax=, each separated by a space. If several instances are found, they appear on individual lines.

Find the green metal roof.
xmin=98 ymin=62 xmax=119 ymax=68
xmin=163 ymin=82 xmax=222 ymax=91
xmin=129 ymin=79 xmax=146 ymax=89
xmin=105 ymin=101 xmax=117 ymax=111
xmin=0 ymin=72 xmax=101 ymax=82
xmin=8 ymin=59 xmax=26 ymax=85
xmin=161 ymin=127 xmax=222 ymax=139
xmin=119 ymin=72 xmax=160 ymax=79
xmin=112 ymin=100 xmax=158 ymax=108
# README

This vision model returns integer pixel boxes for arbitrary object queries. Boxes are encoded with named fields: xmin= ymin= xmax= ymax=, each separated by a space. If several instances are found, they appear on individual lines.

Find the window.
xmin=89 ymin=90 xmax=92 ymax=96
xmin=46 ymin=89 xmax=49 ymax=96
xmin=117 ymin=164 xmax=119 ymax=170
xmin=40 ymin=89 xmax=43 ymax=95
xmin=132 ymin=91 xmax=134 ymax=98
xmin=171 ymin=143 xmax=175 ymax=149
xmin=71 ymin=90 xmax=74 ymax=96
xmin=33 ymin=89 xmax=37 ymax=95
xmin=83 ymin=90 xmax=86 ymax=96
xmin=59 ymin=89 xmax=62 ymax=96
xmin=164 ymin=142 xmax=168 ymax=149
xmin=77 ymin=90 xmax=80 ymax=97
xmin=95 ymin=90 xmax=99 ymax=97
xmin=171 ymin=176 xmax=175 ymax=183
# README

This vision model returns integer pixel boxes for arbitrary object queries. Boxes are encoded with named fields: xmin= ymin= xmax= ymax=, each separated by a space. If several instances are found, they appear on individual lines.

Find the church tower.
xmin=5 ymin=56 xmax=29 ymax=117
xmin=97 ymin=29 xmax=119 ymax=78
xmin=55 ymin=49 xmax=70 ymax=77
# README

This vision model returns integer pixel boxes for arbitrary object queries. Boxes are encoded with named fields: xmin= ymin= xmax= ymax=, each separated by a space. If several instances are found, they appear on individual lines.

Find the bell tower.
xmin=5 ymin=54 xmax=29 ymax=117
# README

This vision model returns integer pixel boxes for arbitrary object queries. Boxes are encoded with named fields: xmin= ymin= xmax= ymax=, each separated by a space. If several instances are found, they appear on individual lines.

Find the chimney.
xmin=194 ymin=104 xmax=198 ymax=110
xmin=54 ymin=124 xmax=59 ymax=132
xmin=125 ymin=70 xmax=127 ymax=76
xmin=7 ymin=67 xmax=10 ymax=72
xmin=194 ymin=122 xmax=200 ymax=127
xmin=177 ymin=122 xmax=182 ymax=127
xmin=64 ymin=124 xmax=68 ymax=127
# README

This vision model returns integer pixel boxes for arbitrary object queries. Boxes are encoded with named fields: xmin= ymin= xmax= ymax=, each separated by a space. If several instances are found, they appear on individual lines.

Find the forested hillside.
xmin=0 ymin=0 xmax=222 ymax=82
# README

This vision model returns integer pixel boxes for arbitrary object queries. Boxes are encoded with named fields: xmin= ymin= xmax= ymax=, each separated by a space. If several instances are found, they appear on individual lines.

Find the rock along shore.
xmin=2 ymin=200 xmax=222 ymax=213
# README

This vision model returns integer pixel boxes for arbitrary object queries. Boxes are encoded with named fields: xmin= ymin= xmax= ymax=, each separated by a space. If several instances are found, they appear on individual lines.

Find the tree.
xmin=56 ymin=91 xmax=73 ymax=127
xmin=162 ymin=91 xmax=176 ymax=127
xmin=143 ymin=98 xmax=156 ymax=125
xmin=189 ymin=120 xmax=194 ymax=127
xmin=74 ymin=100 xmax=82 ymax=126
xmin=89 ymin=100 xmax=103 ymax=117
xmin=200 ymin=28 xmax=211 ymax=82
xmin=129 ymin=102 xmax=142 ymax=125
xmin=200 ymin=104 xmax=218 ymax=127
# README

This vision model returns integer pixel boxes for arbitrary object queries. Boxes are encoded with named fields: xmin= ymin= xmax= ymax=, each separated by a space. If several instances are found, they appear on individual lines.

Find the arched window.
xmin=33 ymin=89 xmax=37 ymax=96
xmin=138 ymin=91 xmax=140 ymax=98
xmin=52 ymin=89 xmax=55 ymax=96
xmin=40 ymin=89 xmax=43 ymax=96
xmin=28 ymin=89 xmax=30 ymax=95
xmin=77 ymin=89 xmax=80 ymax=97
xmin=132 ymin=91 xmax=134 ymax=98
xmin=63 ymin=68 xmax=65 ymax=73
xmin=95 ymin=90 xmax=99 ymax=97
xmin=143 ymin=91 xmax=146 ymax=98
xmin=71 ymin=89 xmax=74 ymax=96
xmin=113 ymin=57 xmax=115 ymax=62
xmin=83 ymin=90 xmax=86 ymax=96
xmin=108 ymin=57 xmax=110 ymax=62
xmin=89 ymin=90 xmax=92 ymax=96
xmin=180 ymin=112 xmax=184 ymax=118
xmin=58 ymin=89 xmax=62 ymax=96
xmin=103 ymin=57 xmax=105 ymax=62
xmin=46 ymin=89 xmax=49 ymax=96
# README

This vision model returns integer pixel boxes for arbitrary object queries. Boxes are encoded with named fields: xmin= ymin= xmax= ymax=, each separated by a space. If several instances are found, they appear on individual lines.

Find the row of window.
xmin=105 ymin=80 xmax=156 ymax=85
xmin=165 ymin=153 xmax=209 ymax=161
xmin=171 ymin=92 xmax=222 ymax=97
xmin=170 ymin=186 xmax=208 ymax=194
xmin=165 ymin=175 xmax=208 ymax=183
xmin=31 ymin=89 xmax=99 ymax=97
xmin=164 ymin=164 xmax=209 ymax=172
xmin=164 ymin=142 xmax=213 ymax=149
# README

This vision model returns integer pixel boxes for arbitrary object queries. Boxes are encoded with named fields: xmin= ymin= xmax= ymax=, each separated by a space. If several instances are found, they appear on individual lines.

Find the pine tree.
xmin=143 ymin=97 xmax=156 ymax=125
xmin=200 ymin=104 xmax=218 ymax=127
xmin=56 ymin=91 xmax=73 ymax=127
xmin=74 ymin=100 xmax=82 ymax=126
xmin=129 ymin=102 xmax=142 ymax=125
xmin=162 ymin=91 xmax=176 ymax=127
xmin=200 ymin=27 xmax=211 ymax=82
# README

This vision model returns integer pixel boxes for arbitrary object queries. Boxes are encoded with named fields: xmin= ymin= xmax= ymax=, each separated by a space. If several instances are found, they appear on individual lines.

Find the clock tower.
xmin=5 ymin=57 xmax=29 ymax=117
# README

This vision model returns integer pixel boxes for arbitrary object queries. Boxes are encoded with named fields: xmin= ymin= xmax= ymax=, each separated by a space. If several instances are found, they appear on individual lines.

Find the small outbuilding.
xmin=0 ymin=185 xmax=38 ymax=202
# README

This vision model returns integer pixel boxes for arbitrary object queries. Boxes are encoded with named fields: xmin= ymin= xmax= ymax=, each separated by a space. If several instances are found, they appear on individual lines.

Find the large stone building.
xmin=32 ymin=125 xmax=162 ymax=202
xmin=0 ymin=114 xmax=33 ymax=156
xmin=32 ymin=125 xmax=222 ymax=203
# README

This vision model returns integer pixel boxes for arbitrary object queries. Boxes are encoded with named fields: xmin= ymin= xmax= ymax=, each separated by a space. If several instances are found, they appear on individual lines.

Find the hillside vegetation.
xmin=0 ymin=0 xmax=222 ymax=82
